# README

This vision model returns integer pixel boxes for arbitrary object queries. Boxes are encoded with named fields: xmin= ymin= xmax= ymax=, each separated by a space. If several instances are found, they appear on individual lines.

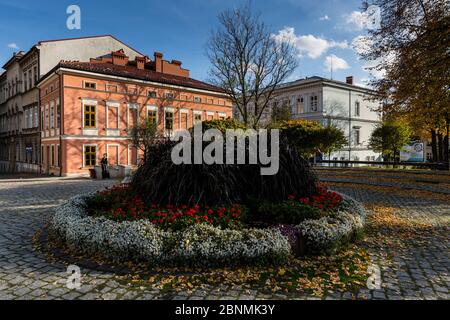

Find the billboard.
xmin=400 ymin=141 xmax=424 ymax=162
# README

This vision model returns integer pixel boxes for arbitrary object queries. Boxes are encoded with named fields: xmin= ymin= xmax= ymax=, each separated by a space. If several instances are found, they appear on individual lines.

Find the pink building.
xmin=37 ymin=50 xmax=232 ymax=176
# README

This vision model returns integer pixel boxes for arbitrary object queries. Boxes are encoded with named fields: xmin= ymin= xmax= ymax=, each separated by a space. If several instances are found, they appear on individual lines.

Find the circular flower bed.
xmin=49 ymin=184 xmax=366 ymax=268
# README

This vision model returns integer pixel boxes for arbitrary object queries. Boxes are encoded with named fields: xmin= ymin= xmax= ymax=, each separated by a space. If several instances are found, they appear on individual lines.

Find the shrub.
xmin=274 ymin=120 xmax=347 ymax=157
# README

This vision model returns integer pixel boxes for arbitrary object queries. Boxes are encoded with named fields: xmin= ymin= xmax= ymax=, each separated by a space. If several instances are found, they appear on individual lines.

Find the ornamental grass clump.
xmin=132 ymin=138 xmax=318 ymax=207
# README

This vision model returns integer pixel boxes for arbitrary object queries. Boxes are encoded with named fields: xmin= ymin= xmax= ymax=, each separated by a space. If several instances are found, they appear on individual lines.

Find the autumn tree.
xmin=357 ymin=0 xmax=450 ymax=166
xmin=369 ymin=121 xmax=412 ymax=162
xmin=206 ymin=3 xmax=298 ymax=128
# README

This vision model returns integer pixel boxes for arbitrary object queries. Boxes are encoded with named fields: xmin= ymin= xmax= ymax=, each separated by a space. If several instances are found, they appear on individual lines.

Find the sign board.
xmin=400 ymin=141 xmax=424 ymax=162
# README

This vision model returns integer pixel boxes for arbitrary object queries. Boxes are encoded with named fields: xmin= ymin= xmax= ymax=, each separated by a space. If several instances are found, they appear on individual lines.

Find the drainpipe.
xmin=57 ymin=70 xmax=63 ymax=177
xmin=348 ymin=90 xmax=352 ymax=162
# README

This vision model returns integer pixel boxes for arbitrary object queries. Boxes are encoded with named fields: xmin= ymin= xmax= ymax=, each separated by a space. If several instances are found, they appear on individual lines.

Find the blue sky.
xmin=0 ymin=0 xmax=374 ymax=86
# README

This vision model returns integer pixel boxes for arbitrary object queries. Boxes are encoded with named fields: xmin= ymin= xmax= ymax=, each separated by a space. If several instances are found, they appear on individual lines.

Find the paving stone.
xmin=0 ymin=175 xmax=448 ymax=300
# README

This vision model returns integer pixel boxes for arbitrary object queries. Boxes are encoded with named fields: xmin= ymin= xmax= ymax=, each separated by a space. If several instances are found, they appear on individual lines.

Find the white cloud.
xmin=7 ymin=43 xmax=19 ymax=50
xmin=273 ymin=27 xmax=349 ymax=59
xmin=319 ymin=15 xmax=330 ymax=21
xmin=323 ymin=54 xmax=350 ymax=72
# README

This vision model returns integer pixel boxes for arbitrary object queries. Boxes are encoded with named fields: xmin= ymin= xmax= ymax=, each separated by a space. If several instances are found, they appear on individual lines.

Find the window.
xmin=107 ymin=85 xmax=117 ymax=92
xmin=165 ymin=92 xmax=174 ymax=99
xmin=310 ymin=95 xmax=318 ymax=112
xmin=148 ymin=91 xmax=157 ymax=98
xmin=194 ymin=112 xmax=202 ymax=125
xmin=57 ymin=145 xmax=60 ymax=167
xmin=23 ymin=72 xmax=28 ymax=91
xmin=194 ymin=97 xmax=202 ymax=103
xmin=33 ymin=66 xmax=38 ymax=84
xmin=147 ymin=109 xmax=157 ymax=124
xmin=355 ymin=101 xmax=360 ymax=117
xmin=84 ymin=105 xmax=96 ymax=128
xmin=56 ymin=102 xmax=61 ymax=128
xmin=297 ymin=97 xmax=304 ymax=114
xmin=51 ymin=145 xmax=55 ymax=166
xmin=353 ymin=128 xmax=361 ymax=145
xmin=128 ymin=86 xmax=137 ymax=95
xmin=34 ymin=106 xmax=38 ymax=128
xmin=207 ymin=113 xmax=214 ymax=121
xmin=165 ymin=110 xmax=174 ymax=131
xmin=45 ymin=105 xmax=49 ymax=129
xmin=50 ymin=104 xmax=54 ymax=128
xmin=84 ymin=146 xmax=97 ymax=167
xmin=24 ymin=110 xmax=29 ymax=129
xmin=84 ymin=81 xmax=96 ymax=90
xmin=180 ymin=112 xmax=188 ymax=129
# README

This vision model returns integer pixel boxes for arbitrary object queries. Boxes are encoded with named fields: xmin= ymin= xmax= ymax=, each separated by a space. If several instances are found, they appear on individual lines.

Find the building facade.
xmin=0 ymin=35 xmax=143 ymax=173
xmin=37 ymin=50 xmax=232 ymax=176
xmin=264 ymin=76 xmax=383 ymax=162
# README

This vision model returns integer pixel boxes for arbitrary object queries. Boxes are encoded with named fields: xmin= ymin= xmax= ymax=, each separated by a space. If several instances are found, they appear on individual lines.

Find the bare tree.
xmin=206 ymin=3 xmax=298 ymax=128
xmin=127 ymin=89 xmax=189 ymax=163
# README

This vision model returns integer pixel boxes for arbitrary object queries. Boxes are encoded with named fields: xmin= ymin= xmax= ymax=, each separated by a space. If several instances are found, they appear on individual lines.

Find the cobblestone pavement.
xmin=0 ymin=176 xmax=448 ymax=300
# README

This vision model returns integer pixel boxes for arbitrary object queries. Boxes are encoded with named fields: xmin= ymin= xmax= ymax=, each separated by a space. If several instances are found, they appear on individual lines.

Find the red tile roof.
xmin=57 ymin=61 xmax=225 ymax=93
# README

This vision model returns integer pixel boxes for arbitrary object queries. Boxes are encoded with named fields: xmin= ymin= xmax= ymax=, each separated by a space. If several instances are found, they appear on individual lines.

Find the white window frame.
xmin=50 ymin=101 xmax=55 ymax=129
xmin=83 ymin=80 xmax=97 ymax=90
xmin=45 ymin=104 xmax=49 ymax=129
xmin=164 ymin=107 xmax=175 ymax=132
xmin=310 ymin=95 xmax=318 ymax=112
xmin=179 ymin=108 xmax=189 ymax=129
xmin=218 ymin=112 xmax=227 ymax=120
xmin=193 ymin=110 xmax=203 ymax=125
xmin=146 ymin=105 xmax=158 ymax=123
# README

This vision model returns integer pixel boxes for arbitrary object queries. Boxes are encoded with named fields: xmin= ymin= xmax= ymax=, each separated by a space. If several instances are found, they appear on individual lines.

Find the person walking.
xmin=100 ymin=153 xmax=109 ymax=179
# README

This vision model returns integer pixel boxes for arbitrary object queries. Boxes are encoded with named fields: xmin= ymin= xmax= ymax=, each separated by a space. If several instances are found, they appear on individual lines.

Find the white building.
xmin=262 ymin=76 xmax=383 ymax=162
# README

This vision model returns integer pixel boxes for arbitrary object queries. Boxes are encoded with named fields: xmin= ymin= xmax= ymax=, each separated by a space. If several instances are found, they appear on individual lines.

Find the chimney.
xmin=346 ymin=76 xmax=354 ymax=85
xmin=112 ymin=49 xmax=129 ymax=66
xmin=171 ymin=60 xmax=182 ymax=67
xmin=135 ymin=56 xmax=146 ymax=70
xmin=154 ymin=52 xmax=163 ymax=73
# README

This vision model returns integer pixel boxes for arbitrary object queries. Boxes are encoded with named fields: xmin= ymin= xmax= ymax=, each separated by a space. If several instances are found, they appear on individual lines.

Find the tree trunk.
xmin=431 ymin=129 xmax=438 ymax=162
xmin=437 ymin=131 xmax=444 ymax=162
xmin=445 ymin=121 xmax=450 ymax=169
